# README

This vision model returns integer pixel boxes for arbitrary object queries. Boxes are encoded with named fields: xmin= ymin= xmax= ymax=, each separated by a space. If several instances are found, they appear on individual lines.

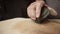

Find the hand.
xmin=27 ymin=1 xmax=57 ymax=20
xmin=27 ymin=1 xmax=45 ymax=20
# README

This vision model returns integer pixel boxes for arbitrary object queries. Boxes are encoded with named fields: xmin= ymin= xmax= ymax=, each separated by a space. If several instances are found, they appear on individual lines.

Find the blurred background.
xmin=0 ymin=0 xmax=60 ymax=21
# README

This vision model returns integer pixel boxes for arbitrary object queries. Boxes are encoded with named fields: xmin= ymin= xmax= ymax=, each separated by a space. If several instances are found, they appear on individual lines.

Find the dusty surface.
xmin=0 ymin=18 xmax=60 ymax=34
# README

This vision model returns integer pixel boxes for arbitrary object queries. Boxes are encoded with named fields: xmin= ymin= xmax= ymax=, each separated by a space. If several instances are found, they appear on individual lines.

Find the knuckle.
xmin=36 ymin=1 xmax=45 ymax=6
xmin=40 ymin=1 xmax=44 ymax=2
xmin=40 ymin=1 xmax=45 ymax=4
xmin=27 ymin=6 xmax=31 ymax=10
xmin=27 ymin=7 xmax=29 ymax=10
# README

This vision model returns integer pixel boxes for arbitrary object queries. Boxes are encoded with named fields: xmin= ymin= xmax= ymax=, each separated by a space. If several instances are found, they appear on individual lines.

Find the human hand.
xmin=27 ymin=1 xmax=45 ymax=20
xmin=27 ymin=1 xmax=57 ymax=20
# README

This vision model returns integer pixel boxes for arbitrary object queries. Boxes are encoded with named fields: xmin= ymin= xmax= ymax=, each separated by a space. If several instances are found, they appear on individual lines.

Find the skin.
xmin=27 ymin=0 xmax=57 ymax=20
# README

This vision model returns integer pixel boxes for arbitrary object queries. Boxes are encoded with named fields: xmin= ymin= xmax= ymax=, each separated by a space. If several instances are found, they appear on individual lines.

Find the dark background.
xmin=0 ymin=0 xmax=60 ymax=21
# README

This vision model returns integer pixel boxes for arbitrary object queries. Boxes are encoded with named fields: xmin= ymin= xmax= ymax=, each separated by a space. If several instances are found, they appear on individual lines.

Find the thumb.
xmin=45 ymin=4 xmax=58 ymax=16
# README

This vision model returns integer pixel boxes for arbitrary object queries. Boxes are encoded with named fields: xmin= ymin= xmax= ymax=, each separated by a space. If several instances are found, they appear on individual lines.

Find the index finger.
xmin=36 ymin=1 xmax=45 ymax=18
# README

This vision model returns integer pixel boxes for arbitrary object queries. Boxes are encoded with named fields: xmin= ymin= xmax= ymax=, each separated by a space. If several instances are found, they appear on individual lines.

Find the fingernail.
xmin=31 ymin=17 xmax=36 ymax=20
xmin=36 ymin=14 xmax=40 ymax=18
xmin=32 ymin=18 xmax=36 ymax=20
xmin=36 ymin=15 xmax=39 ymax=18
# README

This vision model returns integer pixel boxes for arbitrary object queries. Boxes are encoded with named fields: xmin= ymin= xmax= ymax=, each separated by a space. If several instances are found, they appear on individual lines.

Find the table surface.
xmin=0 ymin=18 xmax=60 ymax=34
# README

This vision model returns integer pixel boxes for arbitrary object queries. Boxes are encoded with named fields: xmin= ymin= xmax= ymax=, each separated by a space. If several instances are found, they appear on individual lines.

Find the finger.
xmin=27 ymin=2 xmax=36 ymax=20
xmin=36 ymin=1 xmax=44 ymax=18
xmin=45 ymin=4 xmax=58 ymax=16
xmin=48 ymin=7 xmax=58 ymax=16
